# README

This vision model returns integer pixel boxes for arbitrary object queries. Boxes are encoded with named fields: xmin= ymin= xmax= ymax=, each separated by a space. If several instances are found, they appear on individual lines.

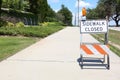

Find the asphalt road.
xmin=0 ymin=27 xmax=120 ymax=80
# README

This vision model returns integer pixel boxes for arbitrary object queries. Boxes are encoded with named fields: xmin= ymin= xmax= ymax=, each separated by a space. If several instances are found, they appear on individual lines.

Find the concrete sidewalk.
xmin=0 ymin=27 xmax=120 ymax=80
xmin=109 ymin=27 xmax=120 ymax=31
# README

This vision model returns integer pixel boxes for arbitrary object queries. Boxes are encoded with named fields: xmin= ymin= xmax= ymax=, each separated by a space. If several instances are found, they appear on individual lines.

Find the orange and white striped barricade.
xmin=80 ymin=44 xmax=110 ymax=69
xmin=80 ymin=20 xmax=110 ymax=69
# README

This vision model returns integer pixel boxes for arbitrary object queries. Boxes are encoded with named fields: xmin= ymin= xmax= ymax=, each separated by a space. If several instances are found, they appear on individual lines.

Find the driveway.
xmin=0 ymin=27 xmax=120 ymax=80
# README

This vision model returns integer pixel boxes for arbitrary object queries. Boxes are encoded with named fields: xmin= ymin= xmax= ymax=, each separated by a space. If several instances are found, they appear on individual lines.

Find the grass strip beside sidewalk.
xmin=92 ymin=30 xmax=120 ymax=57
xmin=0 ymin=36 xmax=39 ymax=61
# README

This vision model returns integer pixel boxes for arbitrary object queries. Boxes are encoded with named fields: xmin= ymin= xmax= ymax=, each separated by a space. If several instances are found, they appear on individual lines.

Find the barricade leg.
xmin=103 ymin=55 xmax=105 ymax=63
xmin=80 ymin=54 xmax=83 ymax=69
xmin=107 ymin=54 xmax=110 ymax=69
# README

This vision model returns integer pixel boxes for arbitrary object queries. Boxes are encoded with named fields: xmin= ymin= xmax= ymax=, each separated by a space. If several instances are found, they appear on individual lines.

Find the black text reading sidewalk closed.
xmin=80 ymin=20 xmax=108 ymax=33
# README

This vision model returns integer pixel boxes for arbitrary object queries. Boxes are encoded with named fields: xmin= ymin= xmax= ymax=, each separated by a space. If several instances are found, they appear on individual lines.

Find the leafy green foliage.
xmin=0 ymin=22 xmax=64 ymax=37
xmin=1 ymin=0 xmax=72 ymax=25
xmin=1 ymin=0 xmax=57 ymax=24
xmin=28 ymin=0 xmax=39 ymax=14
xmin=2 ymin=0 xmax=29 ymax=10
xmin=0 ymin=0 xmax=2 ymax=14
xmin=1 ymin=8 xmax=38 ymax=25
xmin=45 ymin=5 xmax=57 ymax=22
xmin=57 ymin=5 xmax=73 ymax=26
xmin=87 ymin=0 xmax=120 ymax=26
xmin=28 ymin=0 xmax=55 ymax=22
xmin=87 ymin=8 xmax=99 ymax=19
xmin=0 ymin=0 xmax=2 ymax=21
xmin=16 ymin=22 xmax=25 ymax=27
xmin=6 ymin=22 xmax=14 ymax=27
xmin=0 ymin=19 xmax=7 ymax=27
xmin=37 ymin=0 xmax=49 ymax=22
xmin=100 ymin=0 xmax=120 ymax=27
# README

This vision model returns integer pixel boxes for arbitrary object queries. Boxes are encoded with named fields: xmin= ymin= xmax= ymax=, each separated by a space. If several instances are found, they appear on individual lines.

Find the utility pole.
xmin=74 ymin=13 xmax=76 ymax=26
xmin=78 ymin=0 xmax=79 ymax=27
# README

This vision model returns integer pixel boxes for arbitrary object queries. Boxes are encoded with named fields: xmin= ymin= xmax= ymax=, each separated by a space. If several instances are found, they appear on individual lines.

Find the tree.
xmin=29 ymin=0 xmax=38 ymax=14
xmin=28 ymin=0 xmax=49 ymax=22
xmin=98 ymin=0 xmax=120 ymax=26
xmin=45 ymin=5 xmax=56 ymax=22
xmin=0 ymin=0 xmax=2 ymax=27
xmin=86 ymin=8 xmax=99 ymax=19
xmin=2 ymin=0 xmax=28 ymax=10
xmin=0 ymin=0 xmax=2 ymax=16
xmin=111 ymin=0 xmax=120 ymax=27
xmin=95 ymin=3 xmax=106 ymax=19
xmin=56 ymin=13 xmax=64 ymax=23
xmin=38 ymin=0 xmax=49 ymax=22
xmin=57 ymin=5 xmax=72 ymax=26
xmin=87 ymin=0 xmax=120 ymax=26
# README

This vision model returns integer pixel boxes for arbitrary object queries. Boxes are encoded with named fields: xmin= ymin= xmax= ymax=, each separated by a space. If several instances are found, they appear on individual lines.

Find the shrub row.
xmin=0 ymin=22 xmax=64 ymax=38
xmin=0 ymin=21 xmax=25 ymax=28
xmin=0 ymin=19 xmax=7 ymax=27
xmin=1 ymin=8 xmax=38 ymax=25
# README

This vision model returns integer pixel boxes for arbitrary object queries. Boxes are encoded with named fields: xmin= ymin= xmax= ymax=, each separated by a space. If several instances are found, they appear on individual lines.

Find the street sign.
xmin=80 ymin=20 xmax=108 ymax=33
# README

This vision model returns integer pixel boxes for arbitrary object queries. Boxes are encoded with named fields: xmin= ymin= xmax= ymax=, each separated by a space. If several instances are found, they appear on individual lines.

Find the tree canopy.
xmin=87 ymin=0 xmax=120 ymax=27
xmin=1 ymin=0 xmax=73 ymax=26
xmin=0 ymin=0 xmax=2 ymax=15
xmin=29 ymin=0 xmax=38 ymax=14
xmin=57 ymin=5 xmax=72 ymax=26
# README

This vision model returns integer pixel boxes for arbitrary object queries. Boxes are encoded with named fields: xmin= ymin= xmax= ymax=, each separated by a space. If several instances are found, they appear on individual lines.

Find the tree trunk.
xmin=112 ymin=14 xmax=119 ymax=27
xmin=114 ymin=5 xmax=120 ymax=27
xmin=0 ymin=0 xmax=2 ymax=17
xmin=115 ymin=20 xmax=119 ymax=27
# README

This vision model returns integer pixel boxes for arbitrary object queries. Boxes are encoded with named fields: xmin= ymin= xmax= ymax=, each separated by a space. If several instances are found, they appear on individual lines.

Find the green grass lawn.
xmin=0 ymin=36 xmax=39 ymax=61
xmin=93 ymin=30 xmax=120 ymax=45
xmin=109 ymin=30 xmax=120 ymax=45
xmin=0 ymin=22 xmax=64 ymax=61
xmin=92 ymin=30 xmax=120 ymax=57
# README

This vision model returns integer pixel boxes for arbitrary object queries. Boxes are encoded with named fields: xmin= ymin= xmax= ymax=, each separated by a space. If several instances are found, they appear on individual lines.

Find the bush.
xmin=42 ymin=22 xmax=49 ymax=27
xmin=1 ymin=9 xmax=38 ymax=25
xmin=16 ymin=22 xmax=25 ymax=27
xmin=0 ymin=19 xmax=7 ymax=27
xmin=6 ymin=22 xmax=15 ymax=27
xmin=0 ymin=22 xmax=64 ymax=37
xmin=41 ymin=22 xmax=64 ymax=27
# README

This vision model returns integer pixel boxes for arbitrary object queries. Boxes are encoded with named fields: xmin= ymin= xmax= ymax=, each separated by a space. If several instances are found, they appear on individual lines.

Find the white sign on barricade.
xmin=80 ymin=20 xmax=108 ymax=33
